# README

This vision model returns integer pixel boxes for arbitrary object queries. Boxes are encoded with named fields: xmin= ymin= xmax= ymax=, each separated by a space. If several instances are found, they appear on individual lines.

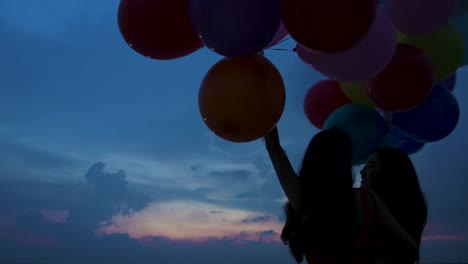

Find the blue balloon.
xmin=323 ymin=104 xmax=389 ymax=166
xmin=438 ymin=72 xmax=457 ymax=92
xmin=384 ymin=125 xmax=425 ymax=155
xmin=449 ymin=13 xmax=468 ymax=67
xmin=392 ymin=84 xmax=460 ymax=142
xmin=189 ymin=0 xmax=281 ymax=57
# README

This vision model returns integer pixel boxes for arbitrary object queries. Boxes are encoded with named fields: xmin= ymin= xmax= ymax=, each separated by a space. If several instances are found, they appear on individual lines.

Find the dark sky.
xmin=0 ymin=0 xmax=467 ymax=263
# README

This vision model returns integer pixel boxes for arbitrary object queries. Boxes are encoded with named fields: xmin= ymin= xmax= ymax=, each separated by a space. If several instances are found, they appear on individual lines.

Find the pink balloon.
xmin=384 ymin=0 xmax=458 ymax=35
xmin=265 ymin=20 xmax=288 ymax=49
xmin=296 ymin=8 xmax=397 ymax=82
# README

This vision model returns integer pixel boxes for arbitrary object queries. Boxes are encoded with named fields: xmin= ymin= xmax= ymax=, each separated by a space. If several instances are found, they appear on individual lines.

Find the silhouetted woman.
xmin=361 ymin=147 xmax=428 ymax=264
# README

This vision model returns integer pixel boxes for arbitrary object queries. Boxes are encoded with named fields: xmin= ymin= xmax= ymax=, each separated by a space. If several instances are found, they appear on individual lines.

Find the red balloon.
xmin=304 ymin=80 xmax=352 ymax=129
xmin=118 ymin=0 xmax=204 ymax=60
xmin=366 ymin=44 xmax=435 ymax=112
xmin=282 ymin=0 xmax=377 ymax=53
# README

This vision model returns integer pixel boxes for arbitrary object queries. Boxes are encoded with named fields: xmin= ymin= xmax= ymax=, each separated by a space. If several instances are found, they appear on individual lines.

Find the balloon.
xmin=199 ymin=55 xmax=286 ymax=143
xmin=339 ymin=82 xmax=376 ymax=108
xmin=303 ymin=80 xmax=352 ymax=129
xmin=282 ymin=0 xmax=377 ymax=53
xmin=397 ymin=24 xmax=464 ymax=82
xmin=383 ymin=0 xmax=458 ymax=35
xmin=439 ymin=72 xmax=457 ymax=92
xmin=118 ymin=0 xmax=203 ymax=60
xmin=323 ymin=104 xmax=389 ymax=166
xmin=295 ymin=8 xmax=396 ymax=82
xmin=451 ymin=0 xmax=468 ymax=18
xmin=383 ymin=125 xmax=425 ymax=155
xmin=392 ymin=84 xmax=460 ymax=142
xmin=190 ymin=0 xmax=281 ymax=57
xmin=366 ymin=44 xmax=435 ymax=112
xmin=449 ymin=13 xmax=468 ymax=67
xmin=265 ymin=20 xmax=289 ymax=49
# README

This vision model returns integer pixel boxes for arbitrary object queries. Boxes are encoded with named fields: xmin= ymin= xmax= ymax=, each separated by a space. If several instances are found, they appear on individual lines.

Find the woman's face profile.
xmin=360 ymin=153 xmax=382 ymax=188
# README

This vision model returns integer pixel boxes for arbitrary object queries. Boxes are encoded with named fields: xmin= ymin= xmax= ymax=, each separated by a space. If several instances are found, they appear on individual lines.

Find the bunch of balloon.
xmin=117 ymin=0 xmax=289 ymax=143
xmin=116 ymin=0 xmax=464 ymax=157
xmin=298 ymin=0 xmax=464 ymax=165
xmin=368 ymin=0 xmax=463 ymax=152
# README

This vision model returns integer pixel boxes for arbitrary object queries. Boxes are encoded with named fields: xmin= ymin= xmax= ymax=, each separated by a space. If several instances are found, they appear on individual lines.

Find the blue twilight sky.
xmin=0 ymin=0 xmax=467 ymax=263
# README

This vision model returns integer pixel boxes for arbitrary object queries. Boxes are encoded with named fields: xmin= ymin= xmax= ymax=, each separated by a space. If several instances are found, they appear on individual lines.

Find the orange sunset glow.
xmin=98 ymin=200 xmax=284 ymax=243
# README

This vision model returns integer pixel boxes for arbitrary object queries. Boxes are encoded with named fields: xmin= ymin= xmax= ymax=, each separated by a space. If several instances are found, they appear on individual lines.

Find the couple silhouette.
xmin=264 ymin=126 xmax=427 ymax=264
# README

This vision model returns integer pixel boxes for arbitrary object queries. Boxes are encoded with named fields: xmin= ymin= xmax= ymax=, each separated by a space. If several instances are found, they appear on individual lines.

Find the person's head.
xmin=359 ymin=151 xmax=382 ymax=188
xmin=361 ymin=147 xmax=428 ymax=249
xmin=360 ymin=147 xmax=423 ymax=197
xmin=299 ymin=127 xmax=354 ymax=192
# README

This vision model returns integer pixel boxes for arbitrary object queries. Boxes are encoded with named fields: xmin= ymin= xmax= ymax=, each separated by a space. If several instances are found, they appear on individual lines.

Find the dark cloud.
xmin=84 ymin=162 xmax=127 ymax=193
xmin=66 ymin=162 xmax=151 ymax=230
xmin=242 ymin=215 xmax=272 ymax=224
xmin=0 ymin=139 xmax=82 ymax=181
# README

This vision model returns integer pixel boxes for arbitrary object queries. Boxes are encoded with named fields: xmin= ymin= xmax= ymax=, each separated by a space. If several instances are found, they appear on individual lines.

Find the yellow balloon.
xmin=397 ymin=24 xmax=464 ymax=82
xmin=339 ymin=82 xmax=376 ymax=108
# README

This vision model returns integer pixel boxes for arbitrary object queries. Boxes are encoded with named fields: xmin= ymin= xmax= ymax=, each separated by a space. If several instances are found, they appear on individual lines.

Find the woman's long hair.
xmin=370 ymin=147 xmax=428 ymax=261
xmin=280 ymin=128 xmax=358 ymax=262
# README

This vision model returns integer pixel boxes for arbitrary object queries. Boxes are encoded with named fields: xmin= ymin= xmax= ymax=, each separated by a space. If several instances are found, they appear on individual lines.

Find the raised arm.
xmin=263 ymin=126 xmax=303 ymax=213
xmin=368 ymin=189 xmax=417 ymax=251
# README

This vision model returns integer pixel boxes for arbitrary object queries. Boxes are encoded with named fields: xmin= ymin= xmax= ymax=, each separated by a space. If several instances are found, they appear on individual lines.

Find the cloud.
xmin=0 ymin=138 xmax=83 ymax=182
xmin=98 ymin=200 xmax=283 ymax=243
xmin=98 ymin=151 xmax=280 ymax=204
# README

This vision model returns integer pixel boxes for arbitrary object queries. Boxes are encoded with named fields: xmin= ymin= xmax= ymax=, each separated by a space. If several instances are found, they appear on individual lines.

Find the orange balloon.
xmin=199 ymin=55 xmax=286 ymax=143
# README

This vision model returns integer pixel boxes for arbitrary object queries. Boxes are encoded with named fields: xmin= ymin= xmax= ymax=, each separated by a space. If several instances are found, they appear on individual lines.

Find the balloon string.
xmin=269 ymin=48 xmax=295 ymax=52
xmin=267 ymin=37 xmax=297 ymax=52
xmin=269 ymin=48 xmax=297 ymax=52
xmin=275 ymin=37 xmax=291 ymax=45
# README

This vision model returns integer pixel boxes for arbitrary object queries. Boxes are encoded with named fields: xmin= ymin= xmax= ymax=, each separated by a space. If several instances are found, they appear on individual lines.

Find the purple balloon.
xmin=384 ymin=0 xmax=458 ymax=35
xmin=189 ymin=0 xmax=281 ymax=57
xmin=296 ymin=8 xmax=397 ymax=82
xmin=439 ymin=72 xmax=457 ymax=92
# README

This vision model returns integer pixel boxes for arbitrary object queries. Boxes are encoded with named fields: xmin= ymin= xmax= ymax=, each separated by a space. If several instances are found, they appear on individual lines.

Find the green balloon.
xmin=397 ymin=24 xmax=464 ymax=82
